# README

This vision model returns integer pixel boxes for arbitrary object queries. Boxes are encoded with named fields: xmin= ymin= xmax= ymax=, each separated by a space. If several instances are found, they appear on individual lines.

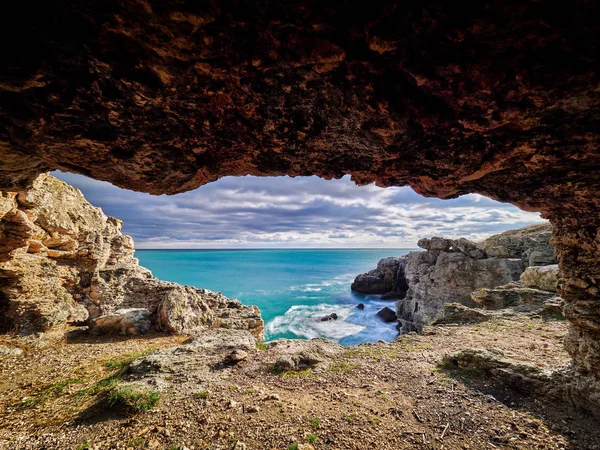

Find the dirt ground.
xmin=1 ymin=317 xmax=598 ymax=450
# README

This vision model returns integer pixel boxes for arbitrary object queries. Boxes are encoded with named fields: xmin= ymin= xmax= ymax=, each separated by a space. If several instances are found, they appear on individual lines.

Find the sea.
xmin=136 ymin=249 xmax=413 ymax=346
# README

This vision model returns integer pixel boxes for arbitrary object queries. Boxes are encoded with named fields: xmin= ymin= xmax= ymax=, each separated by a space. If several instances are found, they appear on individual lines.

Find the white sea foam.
xmin=265 ymin=304 xmax=365 ymax=341
xmin=288 ymin=273 xmax=356 ymax=293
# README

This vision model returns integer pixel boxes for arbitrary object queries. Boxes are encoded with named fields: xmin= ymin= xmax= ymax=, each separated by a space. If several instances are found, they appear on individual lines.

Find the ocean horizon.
xmin=136 ymin=248 xmax=416 ymax=345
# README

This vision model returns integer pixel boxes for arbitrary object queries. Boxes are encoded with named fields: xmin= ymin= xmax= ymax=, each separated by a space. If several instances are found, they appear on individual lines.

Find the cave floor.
xmin=1 ymin=317 xmax=598 ymax=450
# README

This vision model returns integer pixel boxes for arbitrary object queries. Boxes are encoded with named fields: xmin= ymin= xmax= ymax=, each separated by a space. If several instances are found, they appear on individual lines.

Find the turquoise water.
xmin=136 ymin=249 xmax=412 ymax=345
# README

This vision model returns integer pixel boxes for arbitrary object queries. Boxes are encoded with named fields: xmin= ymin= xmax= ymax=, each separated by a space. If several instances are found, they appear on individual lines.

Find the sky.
xmin=54 ymin=171 xmax=547 ymax=249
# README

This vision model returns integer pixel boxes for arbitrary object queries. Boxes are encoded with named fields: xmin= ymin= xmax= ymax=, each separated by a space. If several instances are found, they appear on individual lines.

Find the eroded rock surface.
xmin=0 ymin=175 xmax=263 ymax=338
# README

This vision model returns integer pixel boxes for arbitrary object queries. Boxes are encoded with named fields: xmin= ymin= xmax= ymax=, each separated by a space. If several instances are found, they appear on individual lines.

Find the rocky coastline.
xmin=0 ymin=174 xmax=263 ymax=340
xmin=352 ymin=224 xmax=559 ymax=333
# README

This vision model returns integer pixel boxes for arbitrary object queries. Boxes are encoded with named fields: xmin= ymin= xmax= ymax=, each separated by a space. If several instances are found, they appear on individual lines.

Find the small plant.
xmin=126 ymin=437 xmax=146 ymax=447
xmin=307 ymin=417 xmax=320 ymax=429
xmin=367 ymin=416 xmax=381 ymax=425
xmin=195 ymin=390 xmax=210 ymax=399
xmin=229 ymin=385 xmax=239 ymax=391
xmin=105 ymin=349 xmax=154 ymax=372
xmin=76 ymin=444 xmax=90 ymax=450
xmin=108 ymin=385 xmax=160 ymax=413
xmin=326 ymin=361 xmax=358 ymax=373
xmin=287 ymin=444 xmax=299 ymax=450
xmin=345 ymin=413 xmax=357 ymax=424
xmin=246 ymin=388 xmax=255 ymax=394
xmin=256 ymin=342 xmax=268 ymax=351
xmin=17 ymin=378 xmax=84 ymax=409
xmin=272 ymin=366 xmax=313 ymax=379
xmin=306 ymin=433 xmax=318 ymax=444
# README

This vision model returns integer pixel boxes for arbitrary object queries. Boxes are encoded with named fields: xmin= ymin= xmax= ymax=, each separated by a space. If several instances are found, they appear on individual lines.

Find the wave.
xmin=287 ymin=273 xmax=356 ymax=293
xmin=265 ymin=303 xmax=365 ymax=342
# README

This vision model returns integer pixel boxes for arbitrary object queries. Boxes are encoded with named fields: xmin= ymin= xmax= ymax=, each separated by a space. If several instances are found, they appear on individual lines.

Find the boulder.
xmin=319 ymin=313 xmax=338 ymax=322
xmin=433 ymin=303 xmax=490 ymax=325
xmin=520 ymin=264 xmax=559 ymax=292
xmin=376 ymin=307 xmax=397 ymax=322
xmin=356 ymin=303 xmax=365 ymax=310
xmin=91 ymin=308 xmax=152 ymax=335
xmin=270 ymin=339 xmax=343 ymax=372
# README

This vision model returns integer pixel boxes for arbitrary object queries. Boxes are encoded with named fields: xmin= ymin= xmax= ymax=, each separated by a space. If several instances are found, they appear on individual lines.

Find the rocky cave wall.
xmin=0 ymin=1 xmax=598 ymax=376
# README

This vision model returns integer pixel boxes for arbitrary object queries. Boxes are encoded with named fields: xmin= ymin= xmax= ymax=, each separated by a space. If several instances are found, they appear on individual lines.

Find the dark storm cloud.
xmin=53 ymin=172 xmax=546 ymax=248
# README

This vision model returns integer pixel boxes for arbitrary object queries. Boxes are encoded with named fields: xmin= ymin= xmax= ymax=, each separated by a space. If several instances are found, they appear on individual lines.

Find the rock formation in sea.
xmin=0 ymin=174 xmax=263 ymax=338
xmin=352 ymin=224 xmax=558 ymax=332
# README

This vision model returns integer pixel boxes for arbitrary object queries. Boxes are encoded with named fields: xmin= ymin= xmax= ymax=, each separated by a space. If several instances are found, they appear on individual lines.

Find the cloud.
xmin=53 ymin=171 xmax=547 ymax=248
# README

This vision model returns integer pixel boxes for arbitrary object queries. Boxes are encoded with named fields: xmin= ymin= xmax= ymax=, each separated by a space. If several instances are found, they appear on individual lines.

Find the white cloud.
xmin=54 ymin=172 xmax=546 ymax=248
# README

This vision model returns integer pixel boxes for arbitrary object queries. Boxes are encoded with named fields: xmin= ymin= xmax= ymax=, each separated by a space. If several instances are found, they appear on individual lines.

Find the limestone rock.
xmin=520 ymin=265 xmax=559 ymax=292
xmin=91 ymin=308 xmax=152 ymax=335
xmin=471 ymin=282 xmax=556 ymax=311
xmin=396 ymin=250 xmax=524 ymax=333
xmin=433 ymin=303 xmax=490 ymax=325
xmin=352 ymin=224 xmax=558 ymax=334
xmin=0 ymin=175 xmax=264 ymax=339
xmin=478 ymin=224 xmax=556 ymax=267
xmin=270 ymin=339 xmax=343 ymax=372
xmin=0 ymin=345 xmax=23 ymax=357
xmin=227 ymin=349 xmax=249 ymax=363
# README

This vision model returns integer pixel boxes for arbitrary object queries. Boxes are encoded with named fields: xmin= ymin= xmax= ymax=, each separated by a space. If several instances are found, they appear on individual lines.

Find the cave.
xmin=0 ymin=0 xmax=598 ymax=432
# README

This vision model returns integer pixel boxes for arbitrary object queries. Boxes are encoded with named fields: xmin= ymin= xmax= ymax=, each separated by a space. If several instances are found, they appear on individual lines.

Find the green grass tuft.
xmin=195 ymin=390 xmax=210 ymax=399
xmin=307 ymin=417 xmax=320 ymax=429
xmin=107 ymin=385 xmax=160 ymax=413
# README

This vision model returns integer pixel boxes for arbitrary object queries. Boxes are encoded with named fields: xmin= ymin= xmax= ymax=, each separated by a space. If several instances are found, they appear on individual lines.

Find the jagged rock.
xmin=356 ymin=303 xmax=365 ymax=310
xmin=354 ymin=224 xmax=557 ymax=334
xmin=418 ymin=237 xmax=453 ymax=252
xmin=472 ymin=282 xmax=556 ymax=311
xmin=453 ymin=238 xmax=487 ymax=260
xmin=227 ymin=349 xmax=249 ymax=363
xmin=478 ymin=224 xmax=556 ymax=267
xmin=0 ymin=175 xmax=264 ymax=339
xmin=520 ymin=265 xmax=559 ymax=292
xmin=91 ymin=308 xmax=152 ymax=335
xmin=319 ymin=313 xmax=338 ymax=322
xmin=434 ymin=303 xmax=490 ymax=325
xmin=351 ymin=257 xmax=402 ymax=294
xmin=396 ymin=251 xmax=524 ymax=333
xmin=376 ymin=307 xmax=397 ymax=323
